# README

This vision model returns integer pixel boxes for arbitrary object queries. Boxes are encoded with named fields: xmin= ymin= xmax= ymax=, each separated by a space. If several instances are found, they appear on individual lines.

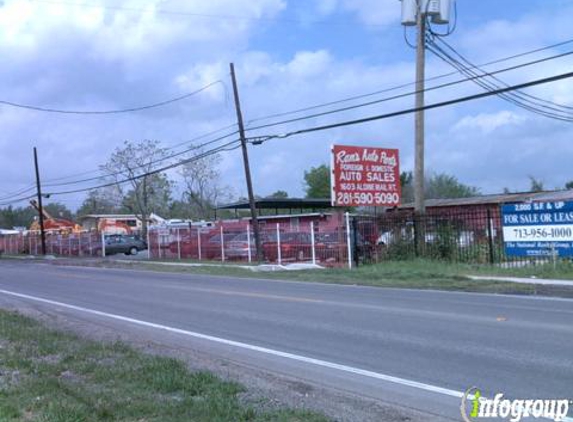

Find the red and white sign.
xmin=331 ymin=145 xmax=401 ymax=207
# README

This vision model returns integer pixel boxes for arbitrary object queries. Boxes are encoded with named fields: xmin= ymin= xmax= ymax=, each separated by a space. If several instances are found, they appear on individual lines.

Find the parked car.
xmin=315 ymin=231 xmax=345 ymax=263
xmin=204 ymin=232 xmax=243 ymax=260
xmin=315 ymin=231 xmax=373 ymax=263
xmin=97 ymin=234 xmax=147 ymax=256
xmin=225 ymin=231 xmax=277 ymax=260
xmin=263 ymin=232 xmax=313 ymax=262
xmin=225 ymin=233 xmax=255 ymax=260
xmin=168 ymin=232 xmax=200 ymax=258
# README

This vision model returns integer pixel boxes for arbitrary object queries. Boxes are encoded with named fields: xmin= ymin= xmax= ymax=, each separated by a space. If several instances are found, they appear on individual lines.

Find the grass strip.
xmin=0 ymin=310 xmax=328 ymax=422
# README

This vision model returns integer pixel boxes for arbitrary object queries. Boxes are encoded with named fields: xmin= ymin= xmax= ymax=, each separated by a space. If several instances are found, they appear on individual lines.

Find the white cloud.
xmin=453 ymin=111 xmax=526 ymax=134
xmin=284 ymin=50 xmax=332 ymax=78
xmin=1 ymin=0 xmax=573 ymax=211
xmin=304 ymin=0 xmax=399 ymax=27
xmin=341 ymin=0 xmax=399 ymax=27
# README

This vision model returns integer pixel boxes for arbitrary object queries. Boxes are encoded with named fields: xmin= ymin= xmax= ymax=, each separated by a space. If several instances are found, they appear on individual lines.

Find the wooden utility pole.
xmin=33 ymin=147 xmax=47 ymax=255
xmin=229 ymin=63 xmax=262 ymax=262
xmin=414 ymin=10 xmax=426 ymax=214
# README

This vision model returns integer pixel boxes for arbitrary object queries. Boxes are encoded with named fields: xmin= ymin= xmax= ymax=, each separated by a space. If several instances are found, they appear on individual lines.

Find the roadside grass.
xmin=471 ymin=259 xmax=573 ymax=280
xmin=103 ymin=259 xmax=542 ymax=295
xmin=4 ymin=254 xmax=573 ymax=296
xmin=0 ymin=310 xmax=328 ymax=422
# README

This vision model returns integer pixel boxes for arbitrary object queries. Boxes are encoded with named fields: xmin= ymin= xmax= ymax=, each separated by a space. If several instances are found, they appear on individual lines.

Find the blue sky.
xmin=0 ymin=0 xmax=572 ymax=212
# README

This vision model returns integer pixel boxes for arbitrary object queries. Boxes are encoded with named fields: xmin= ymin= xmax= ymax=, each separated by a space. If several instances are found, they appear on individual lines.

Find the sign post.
xmin=331 ymin=145 xmax=401 ymax=207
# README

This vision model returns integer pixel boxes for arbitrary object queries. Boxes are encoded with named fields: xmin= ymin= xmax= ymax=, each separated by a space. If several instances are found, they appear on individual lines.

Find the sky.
xmin=0 ymin=0 xmax=573 ymax=211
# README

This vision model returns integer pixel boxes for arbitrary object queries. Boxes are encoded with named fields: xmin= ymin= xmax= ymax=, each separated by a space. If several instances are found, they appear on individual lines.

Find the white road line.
xmin=2 ymin=287 xmax=572 ymax=422
xmin=0 ymin=288 xmax=464 ymax=399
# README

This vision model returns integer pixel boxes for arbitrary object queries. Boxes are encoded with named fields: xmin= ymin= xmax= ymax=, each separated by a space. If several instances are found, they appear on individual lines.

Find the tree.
xmin=101 ymin=140 xmax=173 ymax=237
xmin=425 ymin=173 xmax=480 ymax=199
xmin=528 ymin=176 xmax=544 ymax=192
xmin=303 ymin=164 xmax=331 ymax=198
xmin=400 ymin=171 xmax=480 ymax=202
xmin=179 ymin=147 xmax=231 ymax=220
xmin=565 ymin=181 xmax=573 ymax=190
xmin=400 ymin=171 xmax=414 ymax=203
xmin=267 ymin=190 xmax=288 ymax=199
xmin=121 ymin=173 xmax=172 ymax=218
xmin=76 ymin=187 xmax=123 ymax=216
xmin=0 ymin=205 xmax=36 ymax=229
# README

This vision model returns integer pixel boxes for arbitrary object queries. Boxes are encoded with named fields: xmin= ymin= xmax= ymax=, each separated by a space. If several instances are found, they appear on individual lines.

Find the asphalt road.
xmin=0 ymin=260 xmax=571 ymax=421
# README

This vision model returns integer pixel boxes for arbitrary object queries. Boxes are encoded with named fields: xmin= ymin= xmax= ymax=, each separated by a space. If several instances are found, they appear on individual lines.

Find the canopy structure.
xmin=217 ymin=198 xmax=333 ymax=215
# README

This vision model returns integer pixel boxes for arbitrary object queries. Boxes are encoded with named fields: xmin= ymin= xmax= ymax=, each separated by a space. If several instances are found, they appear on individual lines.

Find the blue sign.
xmin=501 ymin=201 xmax=573 ymax=257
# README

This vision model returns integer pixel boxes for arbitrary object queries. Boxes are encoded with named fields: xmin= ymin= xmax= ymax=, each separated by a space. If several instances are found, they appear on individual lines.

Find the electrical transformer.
xmin=400 ymin=0 xmax=417 ymax=26
xmin=400 ymin=0 xmax=453 ymax=26
xmin=432 ymin=0 xmax=453 ymax=24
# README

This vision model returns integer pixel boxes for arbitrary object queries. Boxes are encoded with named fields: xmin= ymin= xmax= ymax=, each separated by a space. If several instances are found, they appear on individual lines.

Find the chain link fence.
xmin=352 ymin=207 xmax=569 ymax=268
xmin=146 ymin=220 xmax=351 ymax=266
xmin=0 ymin=231 xmax=103 ymax=257
xmin=3 ymin=206 xmax=568 ymax=268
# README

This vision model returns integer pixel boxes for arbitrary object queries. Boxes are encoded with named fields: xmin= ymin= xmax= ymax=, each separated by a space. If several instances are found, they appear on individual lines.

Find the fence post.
xmin=147 ymin=229 xmax=151 ymax=259
xmin=352 ymin=217 xmax=359 ymax=268
xmin=88 ymin=233 xmax=92 ymax=256
xmin=197 ymin=229 xmax=202 ymax=260
xmin=101 ymin=232 xmax=106 ymax=257
xmin=345 ymin=212 xmax=352 ymax=269
xmin=486 ymin=209 xmax=495 ymax=265
xmin=276 ymin=223 xmax=282 ymax=265
xmin=310 ymin=221 xmax=316 ymax=265
xmin=68 ymin=235 xmax=71 ymax=256
xmin=78 ymin=233 xmax=82 ymax=257
xmin=220 ymin=226 xmax=225 ymax=262
xmin=247 ymin=224 xmax=252 ymax=263
xmin=59 ymin=235 xmax=62 ymax=256
xmin=176 ymin=228 xmax=181 ymax=260
xmin=157 ymin=230 xmax=162 ymax=259
xmin=28 ymin=234 xmax=32 ymax=255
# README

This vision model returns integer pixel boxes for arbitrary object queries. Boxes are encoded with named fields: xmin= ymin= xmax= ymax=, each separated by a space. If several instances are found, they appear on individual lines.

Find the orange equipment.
xmin=29 ymin=200 xmax=82 ymax=234
xmin=97 ymin=218 xmax=132 ymax=235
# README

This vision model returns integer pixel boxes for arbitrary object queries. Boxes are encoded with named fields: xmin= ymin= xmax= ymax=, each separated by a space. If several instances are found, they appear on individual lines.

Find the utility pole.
xmin=229 ymin=63 xmax=262 ymax=262
xmin=414 ymin=10 xmax=426 ymax=214
xmin=33 ymin=147 xmax=47 ymax=255
xmin=401 ymin=0 xmax=453 ymax=213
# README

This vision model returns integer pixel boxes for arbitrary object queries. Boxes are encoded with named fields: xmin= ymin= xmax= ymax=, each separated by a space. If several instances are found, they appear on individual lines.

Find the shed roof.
xmin=217 ymin=198 xmax=332 ymax=210
xmin=400 ymin=190 xmax=573 ymax=209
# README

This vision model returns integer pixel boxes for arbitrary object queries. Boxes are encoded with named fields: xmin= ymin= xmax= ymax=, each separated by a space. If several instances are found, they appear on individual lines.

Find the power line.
xmin=427 ymin=38 xmax=573 ymax=122
xmin=0 ymin=139 xmax=241 ymax=206
xmin=244 ymin=49 xmax=573 ymax=132
xmin=431 ymin=37 xmax=573 ymax=112
xmin=252 ymin=70 xmax=573 ymax=142
xmin=427 ymin=46 xmax=573 ymax=122
xmin=42 ymin=129 xmax=238 ymax=188
xmin=45 ymin=140 xmax=242 ymax=197
xmin=40 ymin=123 xmax=237 ymax=185
xmin=0 ymin=184 xmax=38 ymax=202
xmin=0 ymin=126 xmax=238 ymax=204
xmin=0 ymin=80 xmax=222 ymax=114
xmin=246 ymin=37 xmax=573 ymax=126
xmin=0 ymin=193 xmax=38 ymax=208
